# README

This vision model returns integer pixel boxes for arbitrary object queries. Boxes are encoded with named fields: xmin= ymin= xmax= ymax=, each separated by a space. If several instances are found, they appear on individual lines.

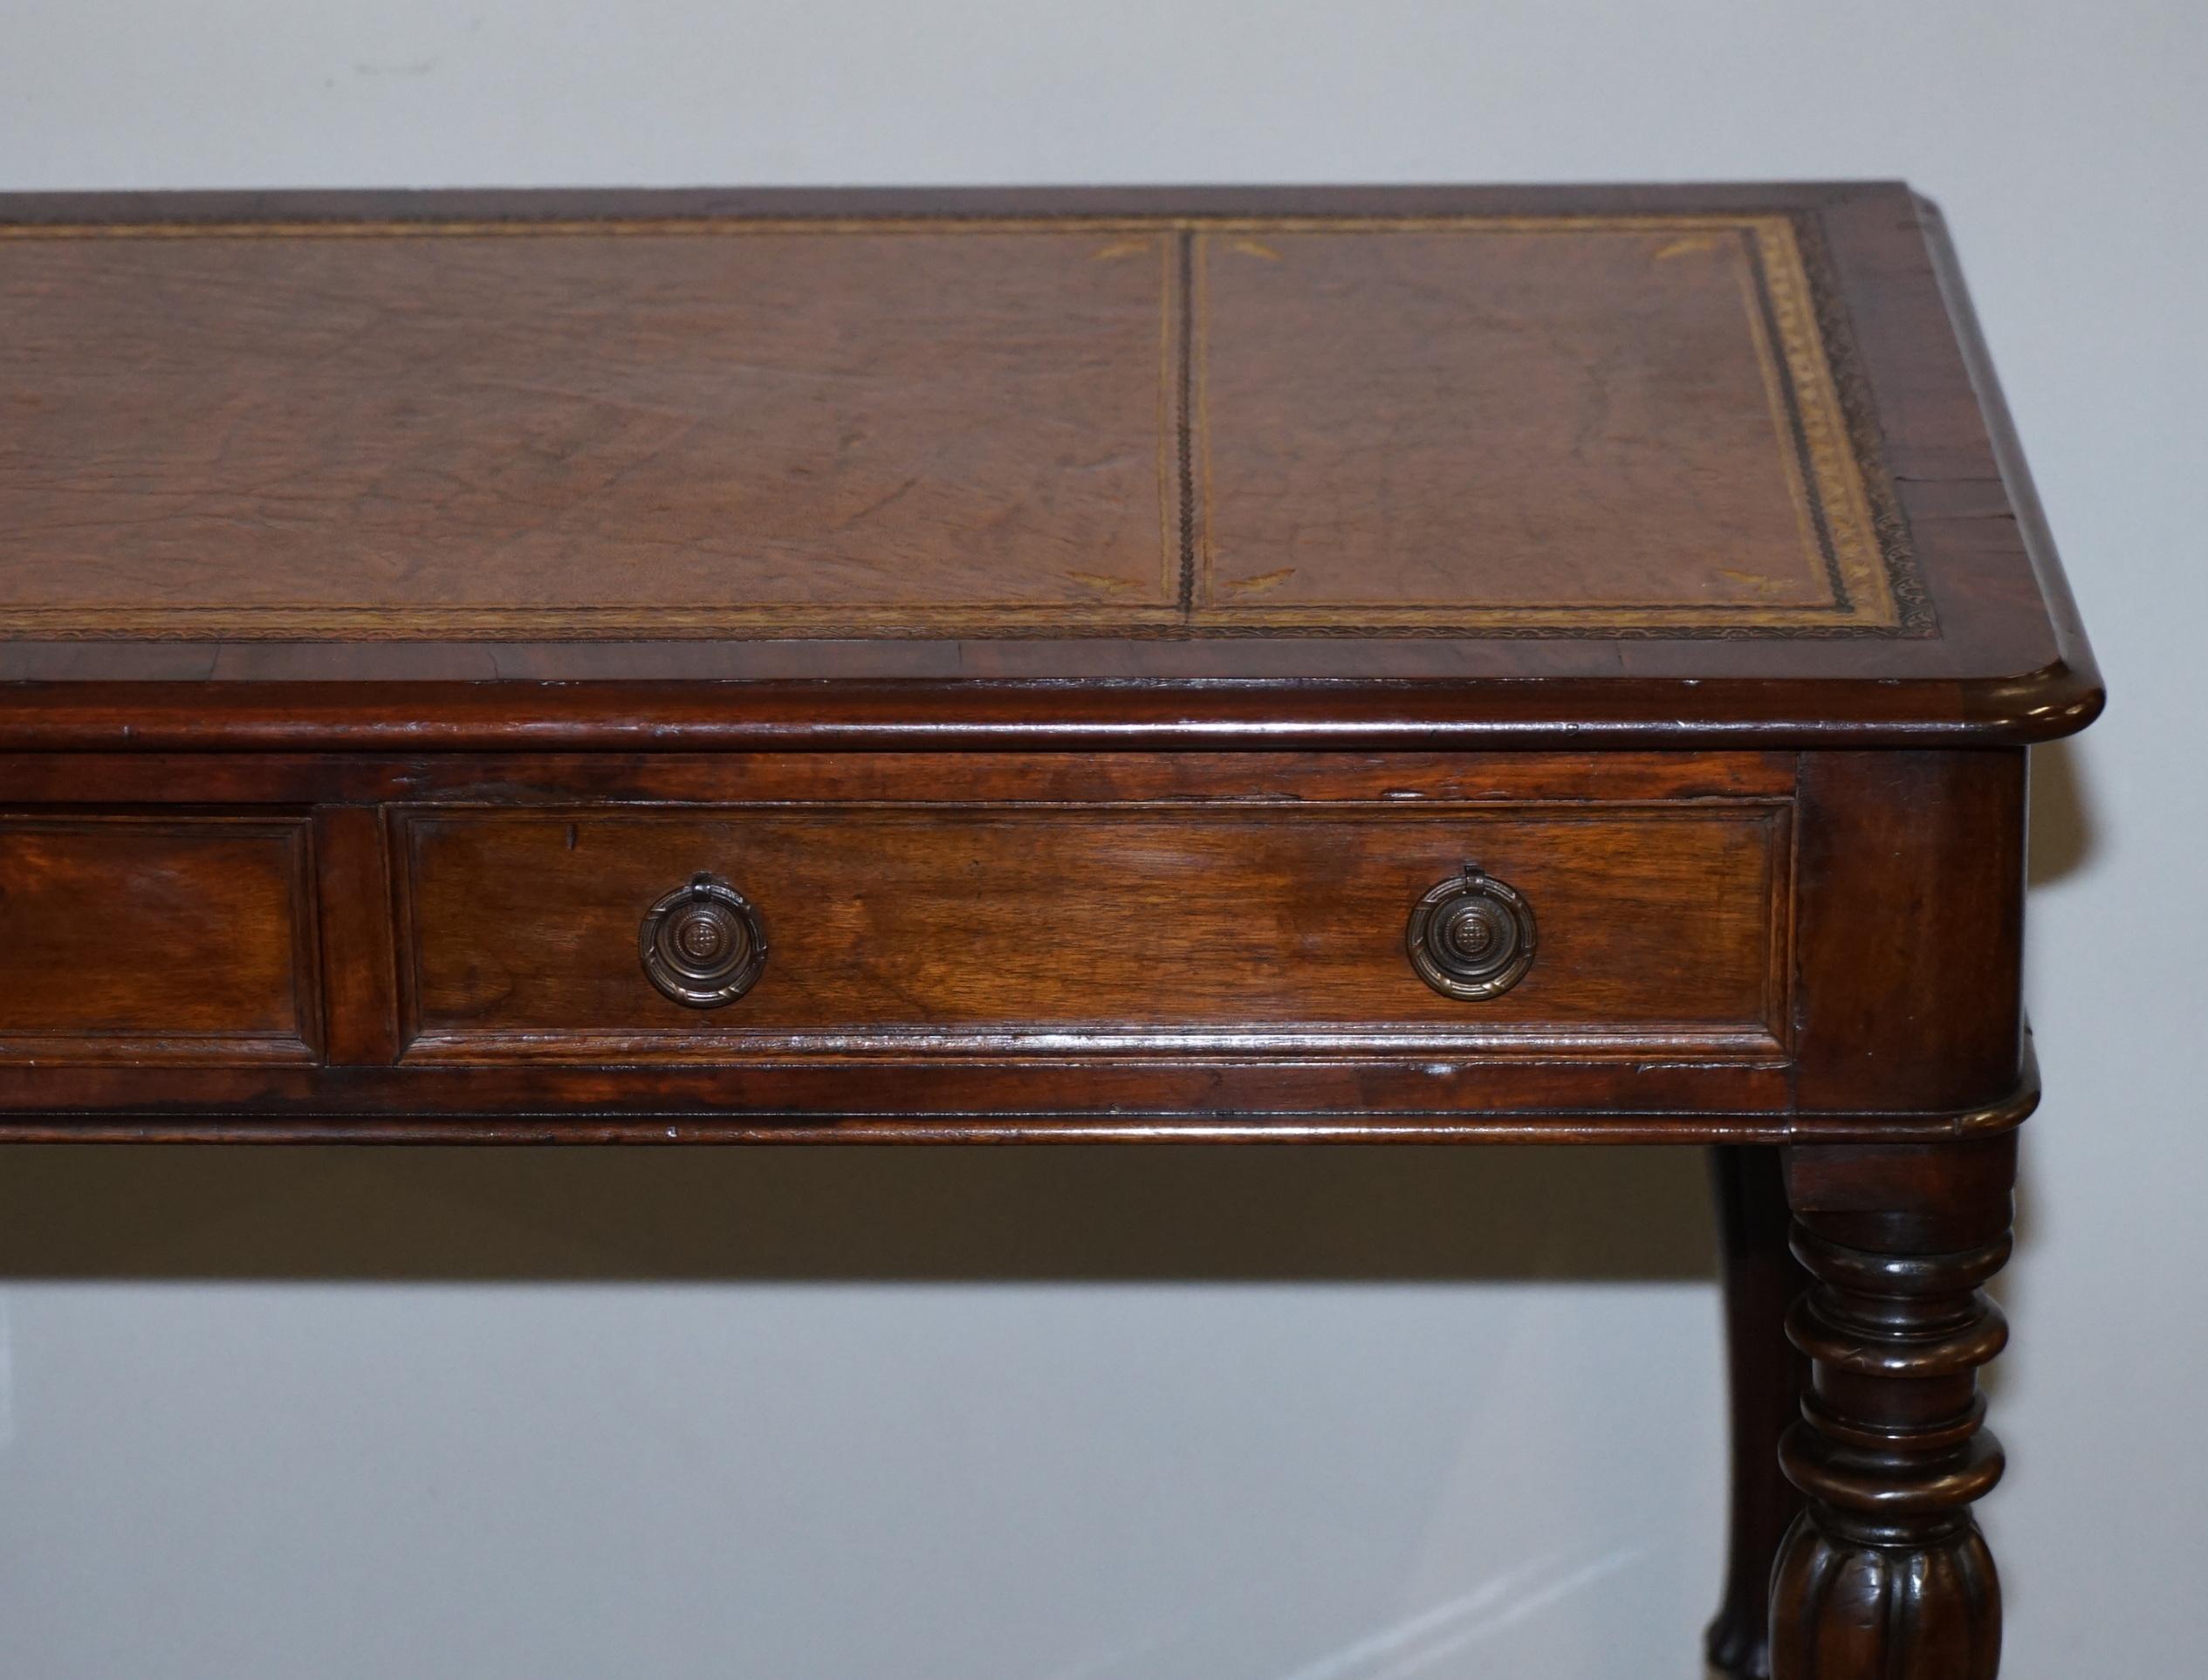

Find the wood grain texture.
xmin=0 ymin=814 xmax=317 ymax=1060
xmin=0 ymin=746 xmax=1800 ymax=808
xmin=0 ymin=745 xmax=2058 ymax=1134
xmin=1792 ymin=750 xmax=2025 ymax=1113
xmin=0 ymin=1059 xmax=2041 ymax=1144
xmin=394 ymin=801 xmax=1789 ymax=1059
xmin=312 ymin=806 xmax=401 ymax=1066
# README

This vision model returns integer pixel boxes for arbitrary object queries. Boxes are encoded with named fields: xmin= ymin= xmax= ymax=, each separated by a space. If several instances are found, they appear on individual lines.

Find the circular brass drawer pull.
xmin=1406 ymin=865 xmax=1535 ymax=1001
xmin=640 ymin=873 xmax=768 ymax=1008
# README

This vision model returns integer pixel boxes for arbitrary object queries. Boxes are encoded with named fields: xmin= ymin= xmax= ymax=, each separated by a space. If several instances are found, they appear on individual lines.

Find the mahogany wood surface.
xmin=0 ymin=182 xmax=2102 ymax=1678
xmin=1708 ymin=1144 xmax=1811 ymax=1678
xmin=0 ymin=744 xmax=2034 ymax=1132
xmin=397 ymin=801 xmax=1786 ymax=1056
xmin=0 ymin=813 xmax=318 ymax=1061
xmin=1772 ymin=1133 xmax=2019 ymax=1677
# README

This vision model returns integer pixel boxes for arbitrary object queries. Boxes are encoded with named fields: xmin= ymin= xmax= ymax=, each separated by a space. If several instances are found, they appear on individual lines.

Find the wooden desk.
xmin=0 ymin=182 xmax=2099 ymax=1679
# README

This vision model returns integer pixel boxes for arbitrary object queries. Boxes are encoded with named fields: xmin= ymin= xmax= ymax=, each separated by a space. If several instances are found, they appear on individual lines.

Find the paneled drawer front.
xmin=397 ymin=803 xmax=1788 ymax=1061
xmin=0 ymin=815 xmax=319 ymax=1061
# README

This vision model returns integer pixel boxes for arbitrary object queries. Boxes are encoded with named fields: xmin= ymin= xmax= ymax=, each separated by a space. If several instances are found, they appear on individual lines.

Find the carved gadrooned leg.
xmin=1705 ymin=1146 xmax=1809 ymax=1680
xmin=1770 ymin=1138 xmax=2016 ymax=1679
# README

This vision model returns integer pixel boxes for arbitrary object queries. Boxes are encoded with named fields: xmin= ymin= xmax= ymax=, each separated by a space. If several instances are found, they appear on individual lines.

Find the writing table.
xmin=0 ymin=182 xmax=2101 ymax=1677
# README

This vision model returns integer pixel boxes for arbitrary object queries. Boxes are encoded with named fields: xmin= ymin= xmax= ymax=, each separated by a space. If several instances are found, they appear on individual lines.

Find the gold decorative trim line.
xmin=0 ymin=211 xmax=1930 ymax=641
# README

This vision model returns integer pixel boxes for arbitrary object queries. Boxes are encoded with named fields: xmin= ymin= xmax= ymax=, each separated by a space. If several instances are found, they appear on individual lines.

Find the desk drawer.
xmin=395 ymin=801 xmax=1788 ymax=1060
xmin=0 ymin=814 xmax=319 ymax=1062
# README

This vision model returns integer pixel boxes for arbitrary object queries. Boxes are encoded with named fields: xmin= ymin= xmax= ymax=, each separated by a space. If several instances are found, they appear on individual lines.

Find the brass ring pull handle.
xmin=640 ymin=873 xmax=768 ymax=1008
xmin=1406 ymin=865 xmax=1536 ymax=1001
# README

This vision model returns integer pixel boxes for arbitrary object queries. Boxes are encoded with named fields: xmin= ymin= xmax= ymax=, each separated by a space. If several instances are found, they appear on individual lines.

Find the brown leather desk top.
xmin=0 ymin=182 xmax=2096 ymax=750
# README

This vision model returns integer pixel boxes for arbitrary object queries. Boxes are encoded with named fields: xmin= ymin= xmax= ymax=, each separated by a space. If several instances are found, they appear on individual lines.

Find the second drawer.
xmin=394 ymin=803 xmax=1789 ymax=1061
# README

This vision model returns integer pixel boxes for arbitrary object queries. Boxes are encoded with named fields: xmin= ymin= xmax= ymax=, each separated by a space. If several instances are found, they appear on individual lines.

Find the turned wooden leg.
xmin=1706 ymin=1146 xmax=1811 ymax=1680
xmin=1769 ymin=1134 xmax=2016 ymax=1679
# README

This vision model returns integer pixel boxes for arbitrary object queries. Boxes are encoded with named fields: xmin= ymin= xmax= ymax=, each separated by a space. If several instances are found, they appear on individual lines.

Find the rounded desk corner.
xmin=1958 ymin=657 xmax=2106 ymax=744
xmin=1792 ymin=1039 xmax=2044 ymax=1148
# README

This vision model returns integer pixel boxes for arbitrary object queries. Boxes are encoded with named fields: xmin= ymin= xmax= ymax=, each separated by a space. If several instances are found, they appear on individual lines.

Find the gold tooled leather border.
xmin=0 ymin=211 xmax=1933 ymax=641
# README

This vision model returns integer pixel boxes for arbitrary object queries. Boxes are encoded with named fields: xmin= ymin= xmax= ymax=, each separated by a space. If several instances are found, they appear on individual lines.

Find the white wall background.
xmin=0 ymin=3 xmax=2199 ymax=1675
